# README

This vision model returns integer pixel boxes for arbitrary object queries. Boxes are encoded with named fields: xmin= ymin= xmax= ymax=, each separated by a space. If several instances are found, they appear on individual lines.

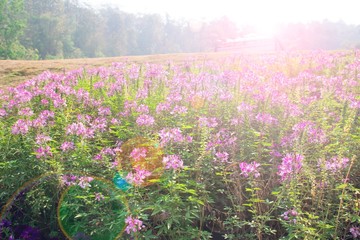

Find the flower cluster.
xmin=125 ymin=167 xmax=152 ymax=186
xmin=159 ymin=128 xmax=192 ymax=146
xmin=125 ymin=216 xmax=144 ymax=234
xmin=163 ymin=155 xmax=184 ymax=170
xmin=130 ymin=147 xmax=148 ymax=161
xmin=281 ymin=209 xmax=298 ymax=224
xmin=350 ymin=226 xmax=360 ymax=238
xmin=277 ymin=153 xmax=303 ymax=182
xmin=239 ymin=161 xmax=261 ymax=178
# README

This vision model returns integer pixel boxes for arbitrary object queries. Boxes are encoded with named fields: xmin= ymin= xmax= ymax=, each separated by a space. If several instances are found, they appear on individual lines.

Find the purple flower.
xmin=215 ymin=152 xmax=229 ymax=163
xmin=136 ymin=104 xmax=150 ymax=114
xmin=130 ymin=147 xmax=147 ymax=161
xmin=255 ymin=113 xmax=278 ymax=125
xmin=125 ymin=216 xmax=144 ymax=234
xmin=322 ymin=157 xmax=349 ymax=173
xmin=277 ymin=153 xmax=303 ymax=182
xmin=239 ymin=161 xmax=261 ymax=178
xmin=156 ymin=102 xmax=171 ymax=114
xmin=125 ymin=167 xmax=151 ymax=186
xmin=163 ymin=155 xmax=184 ymax=170
xmin=198 ymin=117 xmax=218 ymax=128
xmin=18 ymin=107 xmax=34 ymax=116
xmin=78 ymin=176 xmax=94 ymax=189
xmin=159 ymin=128 xmax=190 ymax=146
xmin=12 ymin=119 xmax=32 ymax=135
xmin=170 ymin=105 xmax=188 ymax=115
xmin=35 ymin=146 xmax=52 ymax=159
xmin=101 ymin=147 xmax=116 ymax=156
xmin=281 ymin=209 xmax=298 ymax=224
xmin=62 ymin=175 xmax=77 ymax=186
xmin=350 ymin=226 xmax=360 ymax=238
xmin=136 ymin=114 xmax=155 ymax=126
xmin=98 ymin=106 xmax=111 ymax=116
xmin=60 ymin=141 xmax=75 ymax=152
xmin=35 ymin=134 xmax=52 ymax=145
xmin=0 ymin=108 xmax=7 ymax=117
xmin=94 ymin=192 xmax=105 ymax=201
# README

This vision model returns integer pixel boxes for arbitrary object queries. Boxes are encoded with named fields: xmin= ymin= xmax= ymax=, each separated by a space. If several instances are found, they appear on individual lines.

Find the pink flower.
xmin=0 ymin=108 xmax=7 ymax=117
xmin=239 ymin=161 xmax=261 ymax=178
xmin=215 ymin=152 xmax=229 ymax=163
xmin=125 ymin=216 xmax=144 ymax=234
xmin=18 ymin=107 xmax=34 ymax=116
xmin=163 ymin=155 xmax=184 ymax=170
xmin=12 ymin=119 xmax=32 ymax=135
xmin=277 ymin=153 xmax=303 ymax=182
xmin=159 ymin=128 xmax=190 ymax=146
xmin=60 ymin=141 xmax=75 ymax=152
xmin=136 ymin=114 xmax=155 ymax=126
xmin=255 ymin=113 xmax=278 ymax=125
xmin=35 ymin=146 xmax=52 ymax=159
xmin=35 ymin=134 xmax=52 ymax=145
xmin=125 ymin=167 xmax=151 ymax=186
xmin=98 ymin=106 xmax=111 ymax=116
xmin=350 ymin=226 xmax=360 ymax=238
xmin=94 ymin=192 xmax=104 ymax=201
xmin=321 ymin=157 xmax=349 ymax=173
xmin=130 ymin=147 xmax=147 ymax=161
xmin=78 ymin=176 xmax=94 ymax=189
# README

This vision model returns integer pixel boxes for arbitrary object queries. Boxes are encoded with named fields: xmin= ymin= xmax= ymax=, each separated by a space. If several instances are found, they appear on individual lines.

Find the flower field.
xmin=0 ymin=51 xmax=359 ymax=239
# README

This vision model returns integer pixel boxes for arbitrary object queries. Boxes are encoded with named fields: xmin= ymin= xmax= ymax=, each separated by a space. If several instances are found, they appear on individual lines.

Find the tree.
xmin=0 ymin=0 xmax=38 ymax=59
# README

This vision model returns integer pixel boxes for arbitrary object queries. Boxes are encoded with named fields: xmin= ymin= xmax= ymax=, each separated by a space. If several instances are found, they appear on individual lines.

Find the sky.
xmin=83 ymin=0 xmax=360 ymax=34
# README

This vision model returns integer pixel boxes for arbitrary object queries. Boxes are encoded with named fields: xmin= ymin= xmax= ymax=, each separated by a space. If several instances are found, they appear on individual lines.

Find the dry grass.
xmin=0 ymin=52 xmax=233 ymax=89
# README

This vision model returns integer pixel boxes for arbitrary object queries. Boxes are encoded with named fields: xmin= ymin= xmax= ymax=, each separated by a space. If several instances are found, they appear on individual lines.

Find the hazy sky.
xmin=84 ymin=0 xmax=360 ymax=29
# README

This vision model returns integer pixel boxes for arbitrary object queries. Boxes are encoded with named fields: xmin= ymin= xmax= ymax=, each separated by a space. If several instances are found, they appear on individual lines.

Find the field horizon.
xmin=0 ymin=52 xmax=237 ymax=89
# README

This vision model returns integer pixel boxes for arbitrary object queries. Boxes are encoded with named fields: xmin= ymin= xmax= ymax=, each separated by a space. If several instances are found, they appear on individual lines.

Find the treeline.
xmin=1 ymin=0 xmax=360 ymax=60
xmin=0 ymin=0 xmax=239 ymax=59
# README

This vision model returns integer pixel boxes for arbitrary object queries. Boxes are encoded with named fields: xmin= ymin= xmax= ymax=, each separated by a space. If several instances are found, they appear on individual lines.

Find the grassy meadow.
xmin=0 ymin=51 xmax=359 ymax=240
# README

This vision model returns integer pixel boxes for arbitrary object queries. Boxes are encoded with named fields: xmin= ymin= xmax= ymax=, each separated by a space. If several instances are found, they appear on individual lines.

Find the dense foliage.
xmin=0 ymin=51 xmax=359 ymax=239
xmin=1 ymin=0 xmax=360 ymax=59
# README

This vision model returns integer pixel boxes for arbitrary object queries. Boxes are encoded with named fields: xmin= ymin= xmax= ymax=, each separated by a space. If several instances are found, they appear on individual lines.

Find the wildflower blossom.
xmin=130 ymin=147 xmax=148 ymax=161
xmin=277 ymin=153 xmax=303 ymax=182
xmin=12 ymin=119 xmax=32 ymax=135
xmin=93 ymin=154 xmax=103 ymax=161
xmin=101 ymin=147 xmax=116 ymax=156
xmin=215 ymin=152 xmax=229 ymax=163
xmin=35 ymin=134 xmax=52 ymax=145
xmin=156 ymin=102 xmax=171 ymax=114
xmin=62 ymin=175 xmax=78 ymax=186
xmin=125 ymin=167 xmax=151 ymax=186
xmin=94 ymin=192 xmax=105 ymax=201
xmin=159 ymin=128 xmax=188 ymax=146
xmin=60 ymin=141 xmax=75 ymax=152
xmin=125 ymin=216 xmax=144 ymax=234
xmin=255 ymin=113 xmax=278 ymax=125
xmin=163 ymin=155 xmax=184 ymax=170
xmin=98 ymin=106 xmax=111 ymax=116
xmin=35 ymin=146 xmax=52 ymax=159
xmin=321 ymin=157 xmax=349 ymax=173
xmin=18 ymin=107 xmax=34 ymax=116
xmin=136 ymin=114 xmax=155 ymax=126
xmin=239 ymin=161 xmax=261 ymax=178
xmin=350 ymin=226 xmax=360 ymax=238
xmin=136 ymin=104 xmax=150 ymax=114
xmin=198 ymin=117 xmax=218 ymax=128
xmin=78 ymin=176 xmax=94 ymax=189
xmin=170 ymin=105 xmax=188 ymax=115
xmin=40 ymin=99 xmax=49 ymax=105
xmin=0 ymin=108 xmax=7 ymax=117
xmin=281 ymin=209 xmax=298 ymax=224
